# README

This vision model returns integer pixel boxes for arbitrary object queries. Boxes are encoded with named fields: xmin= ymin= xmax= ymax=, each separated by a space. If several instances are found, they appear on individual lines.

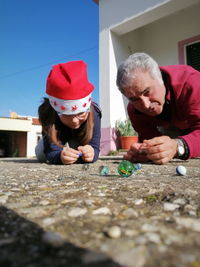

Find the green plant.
xmin=115 ymin=119 xmax=138 ymax=136
xmin=107 ymin=150 xmax=119 ymax=156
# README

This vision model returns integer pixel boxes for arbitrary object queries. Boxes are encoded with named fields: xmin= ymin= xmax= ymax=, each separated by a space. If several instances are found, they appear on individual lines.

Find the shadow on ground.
xmin=0 ymin=158 xmax=39 ymax=164
xmin=0 ymin=206 xmax=120 ymax=267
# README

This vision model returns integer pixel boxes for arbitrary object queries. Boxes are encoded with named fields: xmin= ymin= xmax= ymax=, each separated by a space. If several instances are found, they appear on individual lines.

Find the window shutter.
xmin=186 ymin=42 xmax=200 ymax=71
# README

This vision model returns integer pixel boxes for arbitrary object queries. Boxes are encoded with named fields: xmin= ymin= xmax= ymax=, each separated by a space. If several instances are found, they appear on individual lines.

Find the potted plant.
xmin=115 ymin=119 xmax=138 ymax=150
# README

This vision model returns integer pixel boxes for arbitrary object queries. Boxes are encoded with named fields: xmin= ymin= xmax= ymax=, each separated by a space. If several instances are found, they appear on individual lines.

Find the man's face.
xmin=123 ymin=71 xmax=166 ymax=116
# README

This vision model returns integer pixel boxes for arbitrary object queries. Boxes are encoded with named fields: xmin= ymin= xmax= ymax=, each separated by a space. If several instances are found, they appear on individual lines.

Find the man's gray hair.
xmin=116 ymin=52 xmax=163 ymax=92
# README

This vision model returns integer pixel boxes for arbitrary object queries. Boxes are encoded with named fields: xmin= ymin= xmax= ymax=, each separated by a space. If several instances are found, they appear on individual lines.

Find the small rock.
xmin=173 ymin=198 xmax=187 ymax=206
xmin=188 ymin=210 xmax=197 ymax=216
xmin=42 ymin=231 xmax=64 ymax=247
xmin=97 ymin=192 xmax=106 ymax=197
xmin=175 ymin=217 xmax=200 ymax=232
xmin=82 ymin=164 xmax=90 ymax=170
xmin=135 ymin=235 xmax=148 ymax=245
xmin=134 ymin=199 xmax=144 ymax=205
xmin=184 ymin=204 xmax=197 ymax=212
xmin=124 ymin=229 xmax=138 ymax=237
xmin=145 ymin=232 xmax=161 ymax=244
xmin=0 ymin=195 xmax=8 ymax=204
xmin=39 ymin=200 xmax=50 ymax=206
xmin=107 ymin=226 xmax=121 ymax=238
xmin=68 ymin=207 xmax=87 ymax=217
xmin=141 ymin=223 xmax=159 ymax=232
xmin=0 ymin=238 xmax=15 ymax=246
xmin=114 ymin=246 xmax=147 ymax=267
xmin=10 ymin=187 xmax=21 ymax=192
xmin=82 ymin=251 xmax=110 ymax=264
xmin=163 ymin=202 xmax=180 ymax=211
xmin=122 ymin=208 xmax=138 ymax=218
xmin=42 ymin=217 xmax=56 ymax=226
xmin=92 ymin=207 xmax=111 ymax=215
xmin=165 ymin=216 xmax=175 ymax=223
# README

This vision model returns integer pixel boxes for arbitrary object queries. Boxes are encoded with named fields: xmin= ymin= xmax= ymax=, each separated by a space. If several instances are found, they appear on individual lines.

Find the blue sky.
xmin=0 ymin=0 xmax=99 ymax=117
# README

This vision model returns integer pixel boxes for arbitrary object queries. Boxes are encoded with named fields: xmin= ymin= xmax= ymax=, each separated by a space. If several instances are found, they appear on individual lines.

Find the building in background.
xmin=0 ymin=112 xmax=42 ymax=158
xmin=94 ymin=0 xmax=200 ymax=155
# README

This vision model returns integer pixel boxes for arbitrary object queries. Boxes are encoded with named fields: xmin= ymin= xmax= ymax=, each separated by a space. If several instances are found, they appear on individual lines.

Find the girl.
xmin=35 ymin=60 xmax=101 ymax=164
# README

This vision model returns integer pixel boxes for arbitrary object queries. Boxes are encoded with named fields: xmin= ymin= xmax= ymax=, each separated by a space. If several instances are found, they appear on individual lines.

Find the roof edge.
xmin=92 ymin=0 xmax=99 ymax=5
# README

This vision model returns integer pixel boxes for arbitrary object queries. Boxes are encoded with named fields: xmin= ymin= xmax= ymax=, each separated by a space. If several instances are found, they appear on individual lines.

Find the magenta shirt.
xmin=127 ymin=65 xmax=200 ymax=159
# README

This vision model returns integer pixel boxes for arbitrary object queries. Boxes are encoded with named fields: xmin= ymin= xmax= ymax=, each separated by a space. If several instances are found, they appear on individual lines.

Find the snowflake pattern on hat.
xmin=49 ymin=94 xmax=92 ymax=115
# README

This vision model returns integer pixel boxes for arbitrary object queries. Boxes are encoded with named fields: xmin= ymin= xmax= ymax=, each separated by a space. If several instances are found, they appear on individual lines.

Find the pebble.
xmin=39 ymin=200 xmax=50 ymax=206
xmin=82 ymin=164 xmax=90 ymax=170
xmin=0 ymin=238 xmax=15 ymax=246
xmin=163 ymin=202 xmax=180 ymax=211
xmin=68 ymin=207 xmax=87 ymax=217
xmin=42 ymin=231 xmax=64 ymax=247
xmin=173 ymin=198 xmax=187 ymax=206
xmin=145 ymin=232 xmax=161 ymax=244
xmin=0 ymin=195 xmax=8 ymax=204
xmin=42 ymin=217 xmax=56 ymax=226
xmin=134 ymin=199 xmax=144 ymax=205
xmin=141 ymin=223 xmax=159 ymax=232
xmin=122 ymin=208 xmax=138 ymax=218
xmin=107 ymin=226 xmax=121 ymax=238
xmin=188 ymin=210 xmax=197 ymax=216
xmin=114 ymin=246 xmax=147 ymax=267
xmin=176 ymin=165 xmax=187 ymax=176
xmin=175 ymin=217 xmax=200 ymax=232
xmin=92 ymin=207 xmax=111 ymax=215
xmin=124 ymin=229 xmax=138 ymax=237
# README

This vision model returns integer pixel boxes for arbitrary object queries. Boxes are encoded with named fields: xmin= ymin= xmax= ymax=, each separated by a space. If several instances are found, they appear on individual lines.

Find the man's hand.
xmin=60 ymin=147 xmax=80 ymax=164
xmin=124 ymin=142 xmax=149 ymax=163
xmin=78 ymin=145 xmax=94 ymax=162
xmin=143 ymin=136 xmax=177 ymax=164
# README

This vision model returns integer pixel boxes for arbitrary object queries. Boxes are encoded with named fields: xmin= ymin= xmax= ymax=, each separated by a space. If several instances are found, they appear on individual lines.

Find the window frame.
xmin=178 ymin=35 xmax=200 ymax=65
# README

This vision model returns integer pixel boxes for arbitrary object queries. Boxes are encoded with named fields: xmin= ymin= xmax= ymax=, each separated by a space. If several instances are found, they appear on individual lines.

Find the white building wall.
xmin=27 ymin=124 xmax=42 ymax=157
xmin=99 ymin=0 xmax=171 ymax=31
xmin=0 ymin=117 xmax=42 ymax=158
xmin=115 ymin=1 xmax=200 ymax=65
xmin=138 ymin=2 xmax=200 ymax=65
xmin=0 ymin=118 xmax=32 ymax=131
xmin=99 ymin=0 xmax=200 ymax=155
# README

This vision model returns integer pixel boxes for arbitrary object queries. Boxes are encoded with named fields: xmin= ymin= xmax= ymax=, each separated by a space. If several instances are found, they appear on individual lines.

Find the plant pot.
xmin=120 ymin=136 xmax=138 ymax=150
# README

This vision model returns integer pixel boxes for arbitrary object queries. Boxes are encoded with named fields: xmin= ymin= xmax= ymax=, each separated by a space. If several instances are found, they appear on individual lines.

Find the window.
xmin=186 ymin=41 xmax=200 ymax=71
xmin=178 ymin=35 xmax=200 ymax=71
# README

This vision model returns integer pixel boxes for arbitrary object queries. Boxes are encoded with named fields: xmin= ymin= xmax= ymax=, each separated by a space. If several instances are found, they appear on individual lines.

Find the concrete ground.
xmin=0 ymin=157 xmax=200 ymax=267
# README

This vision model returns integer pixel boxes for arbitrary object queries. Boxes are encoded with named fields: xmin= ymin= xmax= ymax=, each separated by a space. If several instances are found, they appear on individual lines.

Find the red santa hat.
xmin=46 ymin=60 xmax=94 ymax=115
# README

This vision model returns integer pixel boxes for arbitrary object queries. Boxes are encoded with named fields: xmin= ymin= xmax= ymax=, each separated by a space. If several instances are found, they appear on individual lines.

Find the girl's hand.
xmin=78 ymin=145 xmax=94 ymax=162
xmin=60 ymin=147 xmax=80 ymax=164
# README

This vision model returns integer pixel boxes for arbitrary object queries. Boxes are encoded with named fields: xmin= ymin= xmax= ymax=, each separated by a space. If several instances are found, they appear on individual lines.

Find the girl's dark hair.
xmin=38 ymin=98 xmax=94 ymax=147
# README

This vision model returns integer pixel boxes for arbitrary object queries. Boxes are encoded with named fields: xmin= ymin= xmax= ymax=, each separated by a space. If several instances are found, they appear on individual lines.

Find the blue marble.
xmin=99 ymin=166 xmax=109 ymax=176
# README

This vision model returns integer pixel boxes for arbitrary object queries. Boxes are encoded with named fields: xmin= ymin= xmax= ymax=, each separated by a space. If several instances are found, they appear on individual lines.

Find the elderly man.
xmin=116 ymin=52 xmax=200 ymax=164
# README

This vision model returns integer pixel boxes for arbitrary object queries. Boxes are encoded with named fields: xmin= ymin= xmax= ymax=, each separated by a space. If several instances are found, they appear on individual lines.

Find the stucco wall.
xmin=99 ymin=0 xmax=200 ymax=155
xmin=138 ymin=2 xmax=200 ymax=65
xmin=0 ymin=117 xmax=42 ymax=157
xmin=117 ymin=2 xmax=200 ymax=65
xmin=99 ymin=0 xmax=170 ymax=30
